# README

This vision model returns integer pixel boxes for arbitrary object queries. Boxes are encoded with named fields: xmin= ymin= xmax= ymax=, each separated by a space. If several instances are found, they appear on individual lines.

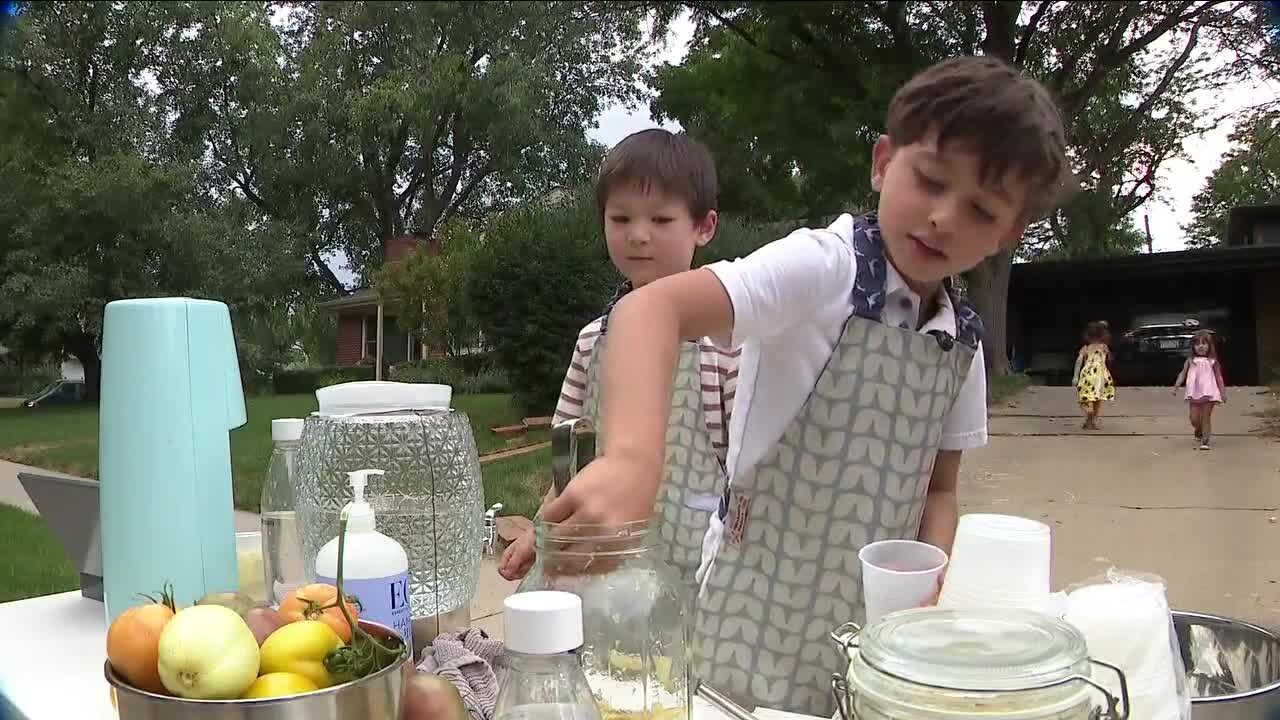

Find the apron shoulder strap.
xmin=944 ymin=281 xmax=985 ymax=351
xmin=598 ymin=280 xmax=634 ymax=334
xmin=848 ymin=212 xmax=889 ymax=321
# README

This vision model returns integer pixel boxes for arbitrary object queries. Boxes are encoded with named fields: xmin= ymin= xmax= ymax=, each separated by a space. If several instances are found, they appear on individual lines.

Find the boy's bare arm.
xmin=919 ymin=450 xmax=962 ymax=554
xmin=542 ymin=269 xmax=735 ymax=525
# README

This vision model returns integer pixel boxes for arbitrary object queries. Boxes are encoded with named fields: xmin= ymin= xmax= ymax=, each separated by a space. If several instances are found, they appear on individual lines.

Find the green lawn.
xmin=0 ymin=504 xmax=79 ymax=602
xmin=988 ymin=372 xmax=1031 ymax=406
xmin=0 ymin=448 xmax=550 ymax=603
xmin=0 ymin=394 xmax=554 ymax=603
xmin=0 ymin=393 xmax=548 ymax=511
xmin=481 ymin=447 xmax=551 ymax=520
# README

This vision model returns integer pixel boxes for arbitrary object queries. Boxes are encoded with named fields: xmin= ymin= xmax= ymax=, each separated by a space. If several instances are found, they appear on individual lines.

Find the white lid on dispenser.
xmin=503 ymin=591 xmax=584 ymax=655
xmin=271 ymin=418 xmax=305 ymax=442
xmin=316 ymin=381 xmax=452 ymax=416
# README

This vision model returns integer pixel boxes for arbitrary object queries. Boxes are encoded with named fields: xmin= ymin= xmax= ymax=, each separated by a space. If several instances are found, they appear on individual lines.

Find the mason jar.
xmin=517 ymin=518 xmax=692 ymax=720
xmin=830 ymin=608 xmax=1130 ymax=720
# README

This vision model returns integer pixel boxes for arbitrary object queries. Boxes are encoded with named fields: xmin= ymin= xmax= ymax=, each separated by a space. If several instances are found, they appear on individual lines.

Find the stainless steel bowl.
xmin=1174 ymin=611 xmax=1280 ymax=719
xmin=106 ymin=620 xmax=408 ymax=720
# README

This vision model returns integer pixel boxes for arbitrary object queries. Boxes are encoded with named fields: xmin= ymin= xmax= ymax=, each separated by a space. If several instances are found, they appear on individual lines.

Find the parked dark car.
xmin=24 ymin=380 xmax=88 ymax=408
xmin=1113 ymin=312 xmax=1227 ymax=385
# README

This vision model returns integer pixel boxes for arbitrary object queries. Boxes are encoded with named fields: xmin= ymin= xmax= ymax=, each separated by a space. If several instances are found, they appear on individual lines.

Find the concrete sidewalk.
xmin=974 ymin=386 xmax=1280 ymax=628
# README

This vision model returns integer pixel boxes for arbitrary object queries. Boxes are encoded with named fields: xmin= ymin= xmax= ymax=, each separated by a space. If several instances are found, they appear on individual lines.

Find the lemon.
xmin=242 ymin=672 xmax=320 ymax=699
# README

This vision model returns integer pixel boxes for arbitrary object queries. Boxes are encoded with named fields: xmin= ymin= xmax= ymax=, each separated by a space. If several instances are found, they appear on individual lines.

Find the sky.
xmin=585 ymin=17 xmax=1280 ymax=254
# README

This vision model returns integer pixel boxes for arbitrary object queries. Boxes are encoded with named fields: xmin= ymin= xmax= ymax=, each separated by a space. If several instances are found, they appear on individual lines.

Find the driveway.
xmin=1 ymin=459 xmax=262 ymax=532
xmin=965 ymin=386 xmax=1280 ymax=628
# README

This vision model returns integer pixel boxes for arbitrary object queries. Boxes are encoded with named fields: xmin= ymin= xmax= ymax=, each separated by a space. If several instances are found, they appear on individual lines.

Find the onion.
xmin=245 ymin=606 xmax=288 ymax=646
xmin=157 ymin=605 xmax=261 ymax=700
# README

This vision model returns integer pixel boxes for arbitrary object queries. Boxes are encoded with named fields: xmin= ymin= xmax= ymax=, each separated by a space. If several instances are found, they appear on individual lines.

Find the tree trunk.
xmin=964 ymin=249 xmax=1013 ymax=377
xmin=65 ymin=332 xmax=102 ymax=401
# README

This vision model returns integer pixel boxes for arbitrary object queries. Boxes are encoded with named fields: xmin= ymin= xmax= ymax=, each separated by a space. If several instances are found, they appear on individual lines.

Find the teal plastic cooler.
xmin=99 ymin=298 xmax=247 ymax=623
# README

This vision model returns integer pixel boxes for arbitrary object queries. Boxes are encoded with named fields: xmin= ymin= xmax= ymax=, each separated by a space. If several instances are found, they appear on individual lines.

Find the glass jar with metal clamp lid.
xmin=516 ymin=419 xmax=693 ymax=720
xmin=830 ymin=608 xmax=1131 ymax=720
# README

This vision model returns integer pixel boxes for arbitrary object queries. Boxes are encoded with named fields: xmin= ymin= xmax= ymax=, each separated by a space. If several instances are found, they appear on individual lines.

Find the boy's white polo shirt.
xmin=705 ymin=213 xmax=989 ymax=483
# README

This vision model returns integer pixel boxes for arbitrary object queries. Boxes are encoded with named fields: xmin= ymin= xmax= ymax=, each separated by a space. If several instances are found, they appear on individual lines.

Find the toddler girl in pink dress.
xmin=1173 ymin=329 xmax=1227 ymax=450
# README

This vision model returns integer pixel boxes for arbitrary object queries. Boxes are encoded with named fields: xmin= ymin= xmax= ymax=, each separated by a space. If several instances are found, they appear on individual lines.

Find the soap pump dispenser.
xmin=315 ymin=469 xmax=411 ymax=652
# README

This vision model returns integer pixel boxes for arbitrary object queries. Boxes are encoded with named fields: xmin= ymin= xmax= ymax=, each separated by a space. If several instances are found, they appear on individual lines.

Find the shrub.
xmin=272 ymin=366 xmax=375 ymax=394
xmin=467 ymin=367 xmax=511 ymax=394
xmin=468 ymin=190 xmax=616 ymax=413
xmin=376 ymin=222 xmax=483 ymax=360
xmin=388 ymin=359 xmax=468 ymax=388
xmin=388 ymin=358 xmax=512 ymax=395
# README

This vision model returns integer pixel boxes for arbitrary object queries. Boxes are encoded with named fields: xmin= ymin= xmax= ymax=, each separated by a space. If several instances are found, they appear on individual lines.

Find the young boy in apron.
xmin=500 ymin=128 xmax=737 ymax=587
xmin=541 ymin=56 xmax=1073 ymax=716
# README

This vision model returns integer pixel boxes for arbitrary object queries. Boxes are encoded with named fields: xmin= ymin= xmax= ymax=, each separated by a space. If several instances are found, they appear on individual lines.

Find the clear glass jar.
xmin=516 ymin=519 xmax=691 ymax=720
xmin=832 ymin=608 xmax=1129 ymax=720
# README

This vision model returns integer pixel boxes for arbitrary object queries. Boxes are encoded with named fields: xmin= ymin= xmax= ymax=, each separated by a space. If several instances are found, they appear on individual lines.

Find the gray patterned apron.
xmin=584 ymin=336 xmax=728 ymax=587
xmin=694 ymin=213 xmax=983 ymax=716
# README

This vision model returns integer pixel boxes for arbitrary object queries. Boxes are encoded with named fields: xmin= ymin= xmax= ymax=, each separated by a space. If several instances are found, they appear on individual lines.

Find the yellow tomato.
xmin=242 ymin=672 xmax=320 ymax=699
xmin=259 ymin=620 xmax=344 ymax=688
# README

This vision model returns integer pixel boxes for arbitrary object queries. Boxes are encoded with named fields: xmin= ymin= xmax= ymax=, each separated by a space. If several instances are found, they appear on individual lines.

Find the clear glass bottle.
xmin=516 ymin=519 xmax=691 ymax=720
xmin=260 ymin=418 xmax=308 ymax=605
xmin=495 ymin=591 xmax=603 ymax=720
xmin=831 ymin=608 xmax=1130 ymax=720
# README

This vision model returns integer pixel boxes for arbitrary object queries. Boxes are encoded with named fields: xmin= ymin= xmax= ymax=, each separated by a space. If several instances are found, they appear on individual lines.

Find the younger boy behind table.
xmin=542 ymin=57 xmax=1073 ymax=716
xmin=499 ymin=128 xmax=739 ymax=583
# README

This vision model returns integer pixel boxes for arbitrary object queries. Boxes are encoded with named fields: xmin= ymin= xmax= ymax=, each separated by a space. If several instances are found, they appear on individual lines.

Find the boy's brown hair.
xmin=886 ymin=55 xmax=1072 ymax=220
xmin=594 ymin=129 xmax=718 ymax=221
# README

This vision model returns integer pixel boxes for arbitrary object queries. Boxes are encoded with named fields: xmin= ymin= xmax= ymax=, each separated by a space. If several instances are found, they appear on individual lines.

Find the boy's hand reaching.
xmin=498 ymin=528 xmax=536 ymax=581
xmin=541 ymin=454 xmax=661 ymax=528
xmin=537 ymin=455 xmax=661 ymax=578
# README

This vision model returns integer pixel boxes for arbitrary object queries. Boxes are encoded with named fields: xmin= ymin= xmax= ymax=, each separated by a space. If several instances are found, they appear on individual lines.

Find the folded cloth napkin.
xmin=417 ymin=628 xmax=506 ymax=720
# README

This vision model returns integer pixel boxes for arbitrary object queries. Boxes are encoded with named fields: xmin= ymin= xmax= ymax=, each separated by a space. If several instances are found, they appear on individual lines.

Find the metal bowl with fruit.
xmin=104 ymin=522 xmax=413 ymax=719
xmin=107 ymin=618 xmax=407 ymax=720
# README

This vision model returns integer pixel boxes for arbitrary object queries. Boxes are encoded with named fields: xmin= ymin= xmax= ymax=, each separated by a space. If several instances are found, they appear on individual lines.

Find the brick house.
xmin=319 ymin=233 xmax=442 ymax=378
xmin=320 ymin=188 xmax=568 ymax=377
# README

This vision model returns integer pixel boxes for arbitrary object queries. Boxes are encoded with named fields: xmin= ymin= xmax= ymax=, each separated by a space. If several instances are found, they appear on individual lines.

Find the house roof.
xmin=317 ymin=287 xmax=381 ymax=311
xmin=1225 ymin=204 xmax=1280 ymax=246
xmin=1010 ymin=242 xmax=1280 ymax=288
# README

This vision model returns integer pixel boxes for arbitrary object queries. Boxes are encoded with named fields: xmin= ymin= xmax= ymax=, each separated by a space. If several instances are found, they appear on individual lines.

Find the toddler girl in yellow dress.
xmin=1073 ymin=320 xmax=1115 ymax=430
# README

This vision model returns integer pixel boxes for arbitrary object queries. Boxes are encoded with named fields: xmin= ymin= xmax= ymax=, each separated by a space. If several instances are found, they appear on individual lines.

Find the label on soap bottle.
xmin=319 ymin=572 xmax=412 ymax=656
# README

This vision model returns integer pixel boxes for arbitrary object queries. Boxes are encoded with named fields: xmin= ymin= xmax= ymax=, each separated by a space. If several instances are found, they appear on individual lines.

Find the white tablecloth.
xmin=0 ymin=591 xmax=115 ymax=720
xmin=0 ymin=592 xmax=828 ymax=720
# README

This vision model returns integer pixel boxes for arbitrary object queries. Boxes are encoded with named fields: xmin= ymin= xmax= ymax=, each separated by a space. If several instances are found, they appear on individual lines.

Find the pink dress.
xmin=1184 ymin=357 xmax=1223 ymax=403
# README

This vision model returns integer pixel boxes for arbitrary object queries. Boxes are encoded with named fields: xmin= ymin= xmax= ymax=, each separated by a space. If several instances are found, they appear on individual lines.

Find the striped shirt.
xmin=553 ymin=316 xmax=740 ymax=465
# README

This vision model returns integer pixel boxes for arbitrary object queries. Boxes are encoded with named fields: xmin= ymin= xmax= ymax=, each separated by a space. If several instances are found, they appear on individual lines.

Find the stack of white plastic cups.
xmin=937 ymin=514 xmax=1054 ymax=613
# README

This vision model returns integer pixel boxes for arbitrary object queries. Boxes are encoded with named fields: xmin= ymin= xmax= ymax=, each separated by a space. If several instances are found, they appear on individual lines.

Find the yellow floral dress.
xmin=1076 ymin=345 xmax=1116 ymax=404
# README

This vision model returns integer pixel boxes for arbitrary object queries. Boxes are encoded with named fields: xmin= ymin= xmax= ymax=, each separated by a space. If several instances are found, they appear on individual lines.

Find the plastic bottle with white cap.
xmin=315 ymin=468 xmax=412 ymax=656
xmin=260 ymin=418 xmax=307 ymax=604
xmin=495 ymin=591 xmax=603 ymax=720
